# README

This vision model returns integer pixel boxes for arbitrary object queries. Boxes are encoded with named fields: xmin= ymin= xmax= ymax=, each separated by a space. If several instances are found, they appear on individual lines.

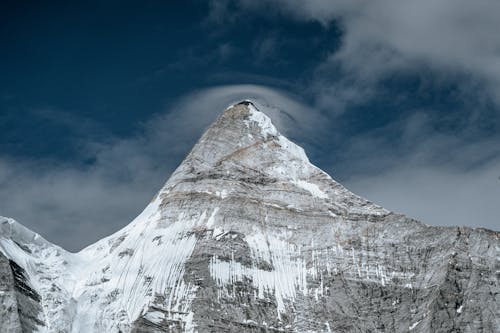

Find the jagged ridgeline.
xmin=1 ymin=101 xmax=499 ymax=332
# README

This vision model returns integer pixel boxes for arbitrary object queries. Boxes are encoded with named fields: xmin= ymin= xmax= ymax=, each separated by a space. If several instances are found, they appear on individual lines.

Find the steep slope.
xmin=0 ymin=101 xmax=499 ymax=333
xmin=0 ymin=217 xmax=80 ymax=332
xmin=0 ymin=250 xmax=43 ymax=332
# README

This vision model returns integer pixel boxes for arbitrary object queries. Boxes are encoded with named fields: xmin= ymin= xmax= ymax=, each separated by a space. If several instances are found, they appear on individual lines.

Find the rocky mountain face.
xmin=0 ymin=101 xmax=499 ymax=333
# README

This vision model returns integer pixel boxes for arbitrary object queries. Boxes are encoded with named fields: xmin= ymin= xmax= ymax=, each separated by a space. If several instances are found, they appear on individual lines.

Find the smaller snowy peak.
xmin=0 ymin=216 xmax=48 ymax=249
xmin=0 ymin=216 xmax=84 ymax=333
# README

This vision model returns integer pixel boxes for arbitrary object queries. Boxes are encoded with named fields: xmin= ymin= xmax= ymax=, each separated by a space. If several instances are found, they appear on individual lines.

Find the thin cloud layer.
xmin=339 ymin=112 xmax=500 ymax=230
xmin=346 ymin=159 xmax=500 ymax=231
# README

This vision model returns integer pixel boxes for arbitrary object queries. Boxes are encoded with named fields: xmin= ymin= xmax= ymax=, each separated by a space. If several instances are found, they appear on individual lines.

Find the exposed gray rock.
xmin=0 ymin=101 xmax=498 ymax=332
xmin=0 ymin=251 xmax=45 ymax=332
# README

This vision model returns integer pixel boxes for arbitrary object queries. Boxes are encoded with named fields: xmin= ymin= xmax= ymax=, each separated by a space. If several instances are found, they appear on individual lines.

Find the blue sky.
xmin=1 ymin=0 xmax=499 ymax=250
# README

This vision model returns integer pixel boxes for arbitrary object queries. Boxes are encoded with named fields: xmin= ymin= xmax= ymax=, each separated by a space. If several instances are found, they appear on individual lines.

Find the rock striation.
xmin=0 ymin=101 xmax=499 ymax=332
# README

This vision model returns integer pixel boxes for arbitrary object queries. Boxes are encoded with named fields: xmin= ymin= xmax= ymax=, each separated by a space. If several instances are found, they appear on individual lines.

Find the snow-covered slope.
xmin=1 ymin=101 xmax=499 ymax=333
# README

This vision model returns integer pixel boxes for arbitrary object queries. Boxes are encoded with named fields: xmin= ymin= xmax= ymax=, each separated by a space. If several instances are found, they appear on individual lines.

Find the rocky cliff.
xmin=0 ymin=101 xmax=498 ymax=332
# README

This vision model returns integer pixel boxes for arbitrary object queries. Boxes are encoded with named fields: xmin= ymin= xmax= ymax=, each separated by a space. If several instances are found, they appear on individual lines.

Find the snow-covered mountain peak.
xmin=68 ymin=101 xmax=391 ymax=331
xmin=2 ymin=101 xmax=497 ymax=333
xmin=0 ymin=102 xmax=390 ymax=333
xmin=0 ymin=216 xmax=55 ymax=252
xmin=164 ymin=101 xmax=314 ymax=191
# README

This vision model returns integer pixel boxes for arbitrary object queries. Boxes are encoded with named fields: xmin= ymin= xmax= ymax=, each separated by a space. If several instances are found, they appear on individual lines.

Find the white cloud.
xmin=345 ymin=159 xmax=500 ymax=231
xmin=223 ymin=0 xmax=500 ymax=107
xmin=327 ymin=0 xmax=500 ymax=102
xmin=337 ymin=110 xmax=500 ymax=231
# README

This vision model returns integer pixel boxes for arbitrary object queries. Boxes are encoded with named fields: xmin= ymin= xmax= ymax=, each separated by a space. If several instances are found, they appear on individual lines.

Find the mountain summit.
xmin=1 ymin=102 xmax=499 ymax=332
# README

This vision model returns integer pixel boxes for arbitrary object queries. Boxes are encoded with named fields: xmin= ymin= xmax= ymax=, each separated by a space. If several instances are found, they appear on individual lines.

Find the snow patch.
xmin=293 ymin=179 xmax=329 ymax=199
xmin=209 ymin=232 xmax=307 ymax=317
xmin=409 ymin=320 xmax=420 ymax=330
xmin=246 ymin=104 xmax=279 ymax=137
xmin=277 ymin=135 xmax=309 ymax=162
xmin=71 ymin=210 xmax=199 ymax=332
xmin=206 ymin=207 xmax=219 ymax=228
xmin=144 ymin=310 xmax=165 ymax=324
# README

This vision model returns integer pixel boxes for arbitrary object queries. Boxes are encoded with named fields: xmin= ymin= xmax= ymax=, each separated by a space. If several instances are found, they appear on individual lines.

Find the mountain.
xmin=1 ymin=101 xmax=499 ymax=333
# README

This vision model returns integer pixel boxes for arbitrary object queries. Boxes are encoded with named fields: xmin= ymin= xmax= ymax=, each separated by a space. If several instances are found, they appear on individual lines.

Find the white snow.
xmin=0 ymin=217 xmax=78 ymax=332
xmin=246 ymin=103 xmax=279 ymax=137
xmin=70 ymin=194 xmax=199 ymax=332
xmin=209 ymin=232 xmax=307 ymax=317
xmin=293 ymin=179 xmax=329 ymax=199
xmin=0 ymin=191 xmax=202 ymax=332
xmin=143 ymin=310 xmax=164 ymax=323
xmin=409 ymin=320 xmax=420 ymax=330
xmin=241 ymin=104 xmax=332 ymax=202
xmin=205 ymin=207 xmax=219 ymax=228
xmin=244 ymin=103 xmax=310 ymax=164
xmin=277 ymin=135 xmax=309 ymax=162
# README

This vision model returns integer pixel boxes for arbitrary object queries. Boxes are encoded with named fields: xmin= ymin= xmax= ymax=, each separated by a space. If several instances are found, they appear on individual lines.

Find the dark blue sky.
xmin=1 ymin=1 xmax=499 ymax=250
xmin=1 ymin=1 xmax=339 ymax=160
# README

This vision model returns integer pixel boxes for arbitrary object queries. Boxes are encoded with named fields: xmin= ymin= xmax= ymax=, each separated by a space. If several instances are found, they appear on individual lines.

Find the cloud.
xmin=321 ymin=0 xmax=500 ymax=107
xmin=218 ymin=0 xmax=500 ymax=108
xmin=252 ymin=33 xmax=279 ymax=64
xmin=345 ymin=159 xmax=500 ymax=231
xmin=0 ymin=85 xmax=318 ymax=251
xmin=337 ymin=110 xmax=500 ymax=231
xmin=243 ymin=0 xmax=500 ymax=77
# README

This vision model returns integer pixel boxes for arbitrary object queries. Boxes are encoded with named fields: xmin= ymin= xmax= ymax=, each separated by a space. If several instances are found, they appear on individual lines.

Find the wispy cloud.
xmin=345 ymin=158 xmax=500 ymax=231
xmin=217 ymin=0 xmax=500 ymax=109
xmin=338 ymin=109 xmax=500 ymax=231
